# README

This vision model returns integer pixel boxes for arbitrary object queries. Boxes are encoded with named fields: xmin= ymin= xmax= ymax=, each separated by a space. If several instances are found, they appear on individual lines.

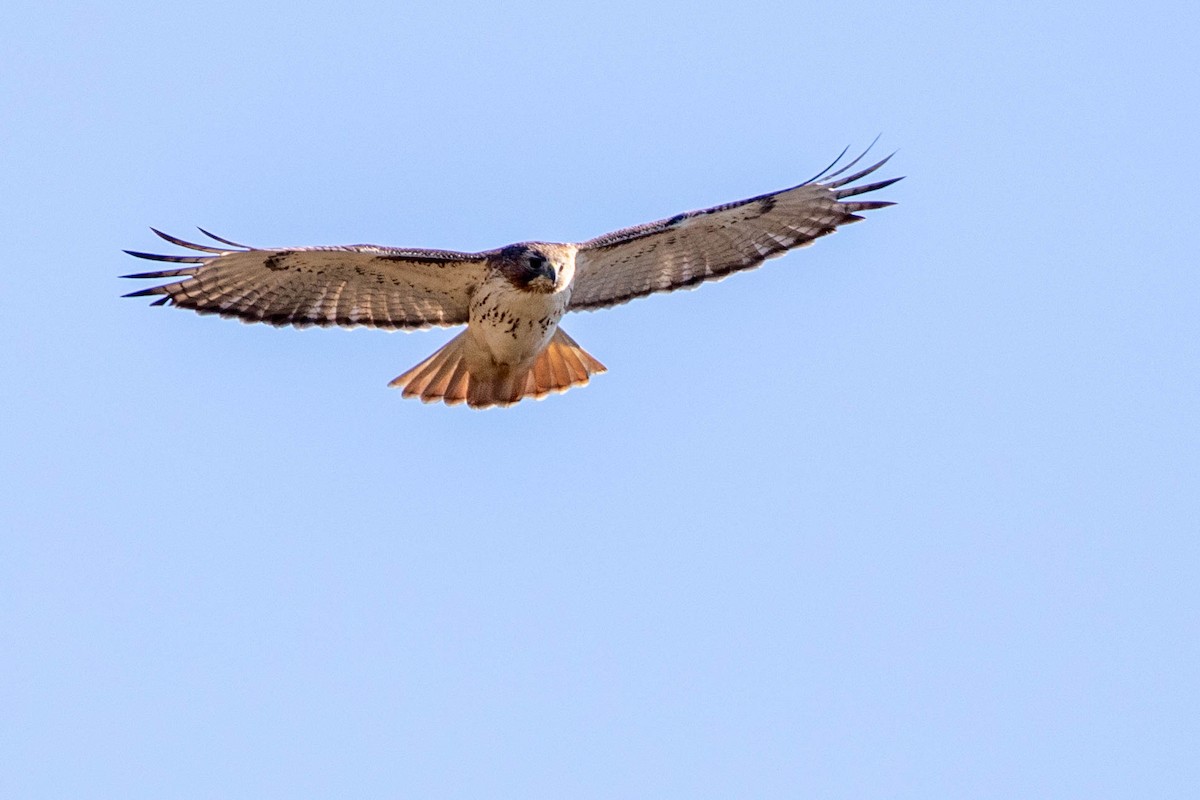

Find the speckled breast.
xmin=468 ymin=279 xmax=571 ymax=367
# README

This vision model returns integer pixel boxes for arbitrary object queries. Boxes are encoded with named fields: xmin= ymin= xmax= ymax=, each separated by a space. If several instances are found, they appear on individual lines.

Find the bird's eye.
xmin=528 ymin=255 xmax=547 ymax=270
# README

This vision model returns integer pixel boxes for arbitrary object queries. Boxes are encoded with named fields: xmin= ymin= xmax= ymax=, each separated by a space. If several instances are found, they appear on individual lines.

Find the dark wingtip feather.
xmin=123 ymin=250 xmax=209 ymax=264
xmin=197 ymin=227 xmax=251 ymax=249
xmin=841 ymin=200 xmax=898 ymax=212
xmin=803 ymin=144 xmax=852 ymax=185
xmin=819 ymin=134 xmax=883 ymax=184
xmin=150 ymin=227 xmax=226 ymax=253
xmin=834 ymin=174 xmax=904 ymax=199
xmin=121 ymin=266 xmax=198 ymax=279
xmin=122 ymin=286 xmax=168 ymax=298
xmin=824 ymin=153 xmax=897 ymax=190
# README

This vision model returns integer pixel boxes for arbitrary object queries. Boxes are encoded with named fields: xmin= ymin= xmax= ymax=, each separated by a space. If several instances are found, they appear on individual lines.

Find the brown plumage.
xmin=123 ymin=144 xmax=900 ymax=409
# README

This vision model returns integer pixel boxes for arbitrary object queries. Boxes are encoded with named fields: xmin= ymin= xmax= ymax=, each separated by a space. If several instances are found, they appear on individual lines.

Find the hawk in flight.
xmin=124 ymin=146 xmax=900 ymax=408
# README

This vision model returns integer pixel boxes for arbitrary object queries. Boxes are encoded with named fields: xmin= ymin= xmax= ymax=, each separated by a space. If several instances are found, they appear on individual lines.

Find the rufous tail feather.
xmin=389 ymin=328 xmax=606 ymax=409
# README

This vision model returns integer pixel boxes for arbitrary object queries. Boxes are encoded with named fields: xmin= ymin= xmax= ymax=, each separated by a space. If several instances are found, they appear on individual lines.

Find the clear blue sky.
xmin=2 ymin=2 xmax=1197 ymax=797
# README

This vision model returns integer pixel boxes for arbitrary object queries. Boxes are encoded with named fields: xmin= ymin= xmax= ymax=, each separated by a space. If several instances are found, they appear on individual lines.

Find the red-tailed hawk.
xmin=124 ymin=146 xmax=900 ymax=408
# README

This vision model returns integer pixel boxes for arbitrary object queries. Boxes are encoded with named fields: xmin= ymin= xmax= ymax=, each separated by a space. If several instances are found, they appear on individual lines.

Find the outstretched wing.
xmin=122 ymin=228 xmax=490 ymax=330
xmin=569 ymin=147 xmax=901 ymax=311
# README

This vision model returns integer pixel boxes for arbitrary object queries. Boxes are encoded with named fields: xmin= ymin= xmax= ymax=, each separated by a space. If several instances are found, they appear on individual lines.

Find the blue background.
xmin=3 ymin=2 xmax=1197 ymax=797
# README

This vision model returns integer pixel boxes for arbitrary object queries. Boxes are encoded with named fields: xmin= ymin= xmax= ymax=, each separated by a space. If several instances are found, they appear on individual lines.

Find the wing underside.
xmin=122 ymin=229 xmax=489 ymax=331
xmin=569 ymin=144 xmax=901 ymax=311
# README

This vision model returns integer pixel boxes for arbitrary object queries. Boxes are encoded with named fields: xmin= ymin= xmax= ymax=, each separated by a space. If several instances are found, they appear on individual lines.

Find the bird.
xmin=123 ymin=145 xmax=901 ymax=409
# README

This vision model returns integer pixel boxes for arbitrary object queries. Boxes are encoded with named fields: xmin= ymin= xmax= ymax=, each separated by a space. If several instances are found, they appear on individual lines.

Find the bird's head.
xmin=496 ymin=243 xmax=574 ymax=294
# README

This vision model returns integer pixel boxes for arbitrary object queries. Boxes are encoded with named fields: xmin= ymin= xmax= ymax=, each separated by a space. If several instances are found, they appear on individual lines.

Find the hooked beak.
xmin=528 ymin=263 xmax=556 ymax=291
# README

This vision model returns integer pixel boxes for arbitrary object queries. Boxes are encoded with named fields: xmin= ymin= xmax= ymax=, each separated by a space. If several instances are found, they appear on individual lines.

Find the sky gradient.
xmin=2 ymin=2 xmax=1198 ymax=797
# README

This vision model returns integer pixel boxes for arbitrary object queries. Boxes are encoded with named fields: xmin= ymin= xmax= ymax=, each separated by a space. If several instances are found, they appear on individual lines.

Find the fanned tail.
xmin=388 ymin=328 xmax=606 ymax=409
xmin=526 ymin=328 xmax=606 ymax=401
xmin=388 ymin=330 xmax=473 ymax=405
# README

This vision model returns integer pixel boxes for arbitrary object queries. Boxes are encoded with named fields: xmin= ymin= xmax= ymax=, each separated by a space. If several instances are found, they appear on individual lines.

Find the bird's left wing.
xmin=569 ymin=150 xmax=901 ymax=311
xmin=122 ymin=229 xmax=491 ymax=330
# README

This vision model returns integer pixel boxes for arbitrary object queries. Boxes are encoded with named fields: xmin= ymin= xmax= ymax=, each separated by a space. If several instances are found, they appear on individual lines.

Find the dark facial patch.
xmin=495 ymin=244 xmax=557 ymax=291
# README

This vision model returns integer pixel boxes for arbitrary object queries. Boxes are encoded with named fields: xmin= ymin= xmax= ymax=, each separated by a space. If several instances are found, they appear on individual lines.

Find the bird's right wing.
xmin=122 ymin=229 xmax=492 ymax=330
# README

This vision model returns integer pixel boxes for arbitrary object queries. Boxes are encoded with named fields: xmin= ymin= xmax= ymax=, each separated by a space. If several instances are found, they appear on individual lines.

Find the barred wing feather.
xmin=122 ymin=228 xmax=490 ymax=331
xmin=570 ymin=150 xmax=901 ymax=311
